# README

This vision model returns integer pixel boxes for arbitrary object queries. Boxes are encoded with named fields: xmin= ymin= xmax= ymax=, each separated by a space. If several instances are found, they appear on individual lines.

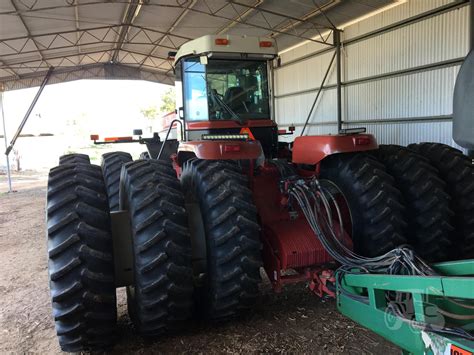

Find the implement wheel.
xmin=408 ymin=143 xmax=474 ymax=259
xmin=101 ymin=151 xmax=132 ymax=211
xmin=320 ymin=152 xmax=408 ymax=257
xmin=120 ymin=160 xmax=193 ymax=335
xmin=59 ymin=153 xmax=90 ymax=165
xmin=46 ymin=163 xmax=116 ymax=352
xmin=180 ymin=159 xmax=262 ymax=320
xmin=376 ymin=145 xmax=454 ymax=261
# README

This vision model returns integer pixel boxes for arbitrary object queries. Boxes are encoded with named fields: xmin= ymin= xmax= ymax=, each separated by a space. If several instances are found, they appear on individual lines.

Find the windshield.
xmin=182 ymin=58 xmax=270 ymax=122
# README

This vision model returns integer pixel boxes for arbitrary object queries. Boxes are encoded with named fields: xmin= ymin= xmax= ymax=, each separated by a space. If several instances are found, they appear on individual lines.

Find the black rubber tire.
xmin=407 ymin=143 xmax=474 ymax=259
xmin=59 ymin=153 xmax=90 ymax=165
xmin=139 ymin=151 xmax=150 ymax=160
xmin=120 ymin=160 xmax=193 ymax=335
xmin=46 ymin=163 xmax=116 ymax=352
xmin=101 ymin=152 xmax=133 ymax=211
xmin=180 ymin=159 xmax=262 ymax=320
xmin=375 ymin=145 xmax=454 ymax=261
xmin=319 ymin=153 xmax=408 ymax=257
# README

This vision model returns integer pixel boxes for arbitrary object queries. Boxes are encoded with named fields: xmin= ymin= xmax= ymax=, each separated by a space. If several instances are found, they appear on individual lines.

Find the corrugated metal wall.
xmin=273 ymin=0 xmax=470 ymax=148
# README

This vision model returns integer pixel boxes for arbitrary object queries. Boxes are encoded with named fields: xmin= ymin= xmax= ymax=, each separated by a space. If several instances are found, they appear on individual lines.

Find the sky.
xmin=1 ymin=79 xmax=172 ymax=171
xmin=2 ymin=79 xmax=171 ymax=137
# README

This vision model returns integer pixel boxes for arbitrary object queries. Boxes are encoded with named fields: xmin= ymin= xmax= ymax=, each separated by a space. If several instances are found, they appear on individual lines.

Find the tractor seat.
xmin=224 ymin=86 xmax=247 ymax=112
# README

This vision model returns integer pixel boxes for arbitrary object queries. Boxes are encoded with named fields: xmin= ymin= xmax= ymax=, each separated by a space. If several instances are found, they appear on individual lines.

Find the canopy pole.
xmin=0 ymin=86 xmax=13 ymax=193
xmin=4 ymin=67 xmax=54 ymax=156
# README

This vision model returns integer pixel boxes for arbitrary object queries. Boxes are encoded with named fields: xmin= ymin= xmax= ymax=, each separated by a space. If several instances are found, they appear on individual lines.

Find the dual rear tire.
xmin=408 ymin=143 xmax=474 ymax=259
xmin=180 ymin=159 xmax=262 ymax=320
xmin=46 ymin=163 xmax=116 ymax=352
xmin=319 ymin=144 xmax=468 ymax=262
xmin=320 ymin=153 xmax=408 ymax=257
xmin=48 ymin=155 xmax=196 ymax=351
xmin=120 ymin=160 xmax=194 ymax=335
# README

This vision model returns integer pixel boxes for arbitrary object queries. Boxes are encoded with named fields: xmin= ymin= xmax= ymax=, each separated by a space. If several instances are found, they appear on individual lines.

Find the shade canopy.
xmin=0 ymin=0 xmax=397 ymax=90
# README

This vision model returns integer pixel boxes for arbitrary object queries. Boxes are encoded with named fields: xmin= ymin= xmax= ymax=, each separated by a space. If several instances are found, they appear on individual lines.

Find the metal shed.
xmin=0 ymin=0 xmax=470 ymax=156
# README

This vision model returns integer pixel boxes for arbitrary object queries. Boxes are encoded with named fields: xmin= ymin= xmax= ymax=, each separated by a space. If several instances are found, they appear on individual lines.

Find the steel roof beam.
xmin=138 ymin=0 xmax=198 ymax=69
xmin=1 ymin=48 xmax=164 ymax=66
xmin=111 ymin=0 xmax=143 ymax=63
xmin=167 ymin=2 xmax=334 ymax=46
xmin=2 ymin=1 xmax=335 ymax=45
xmin=215 ymin=0 xmax=264 ymax=35
xmin=74 ymin=0 xmax=81 ymax=54
xmin=227 ymin=0 xmax=336 ymax=31
xmin=270 ymin=0 xmax=340 ymax=40
xmin=0 ymin=25 xmax=191 ymax=51
xmin=9 ymin=0 xmax=52 ymax=66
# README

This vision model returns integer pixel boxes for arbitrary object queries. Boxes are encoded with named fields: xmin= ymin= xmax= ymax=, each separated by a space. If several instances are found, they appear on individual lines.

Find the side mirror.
xmin=133 ymin=129 xmax=143 ymax=136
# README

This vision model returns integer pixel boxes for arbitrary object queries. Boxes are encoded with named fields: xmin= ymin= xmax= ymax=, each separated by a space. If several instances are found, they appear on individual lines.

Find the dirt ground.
xmin=0 ymin=179 xmax=399 ymax=354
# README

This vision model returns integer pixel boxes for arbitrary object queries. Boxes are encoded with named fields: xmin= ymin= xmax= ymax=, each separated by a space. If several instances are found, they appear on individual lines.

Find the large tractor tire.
xmin=180 ymin=159 xmax=262 ymax=320
xmin=408 ymin=143 xmax=474 ymax=259
xmin=46 ymin=163 xmax=116 ymax=352
xmin=101 ymin=151 xmax=133 ymax=211
xmin=59 ymin=153 xmax=90 ymax=165
xmin=319 ymin=153 xmax=408 ymax=257
xmin=375 ymin=145 xmax=454 ymax=261
xmin=120 ymin=160 xmax=193 ymax=335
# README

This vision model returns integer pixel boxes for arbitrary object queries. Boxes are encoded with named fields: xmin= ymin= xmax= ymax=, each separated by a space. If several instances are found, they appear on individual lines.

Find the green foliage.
xmin=139 ymin=88 xmax=175 ymax=121
xmin=159 ymin=88 xmax=176 ymax=114
xmin=140 ymin=106 xmax=158 ymax=121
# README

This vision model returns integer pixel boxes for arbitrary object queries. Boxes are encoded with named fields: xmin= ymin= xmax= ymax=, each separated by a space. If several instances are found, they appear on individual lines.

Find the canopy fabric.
xmin=0 ymin=0 xmax=396 ymax=90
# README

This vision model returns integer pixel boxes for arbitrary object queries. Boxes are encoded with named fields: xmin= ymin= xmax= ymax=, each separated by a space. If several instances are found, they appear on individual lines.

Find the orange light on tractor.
xmin=215 ymin=38 xmax=229 ymax=45
xmin=90 ymin=134 xmax=99 ymax=141
xmin=259 ymin=41 xmax=273 ymax=47
xmin=104 ymin=136 xmax=133 ymax=142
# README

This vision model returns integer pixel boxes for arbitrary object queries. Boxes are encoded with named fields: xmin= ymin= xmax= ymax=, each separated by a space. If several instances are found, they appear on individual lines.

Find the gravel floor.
xmin=0 ymin=182 xmax=399 ymax=354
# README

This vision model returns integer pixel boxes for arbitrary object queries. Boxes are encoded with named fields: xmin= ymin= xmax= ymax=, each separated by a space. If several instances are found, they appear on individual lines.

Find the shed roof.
xmin=0 ymin=0 xmax=398 ymax=91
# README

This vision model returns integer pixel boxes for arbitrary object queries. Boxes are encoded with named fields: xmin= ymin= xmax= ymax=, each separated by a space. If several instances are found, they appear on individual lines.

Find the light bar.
xmin=339 ymin=127 xmax=366 ymax=135
xmin=202 ymin=134 xmax=249 ymax=141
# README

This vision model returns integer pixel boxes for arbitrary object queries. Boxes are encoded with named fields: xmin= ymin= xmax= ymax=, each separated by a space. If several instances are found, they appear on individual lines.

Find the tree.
xmin=159 ymin=88 xmax=176 ymax=114
xmin=140 ymin=106 xmax=158 ymax=121
xmin=139 ymin=88 xmax=176 ymax=121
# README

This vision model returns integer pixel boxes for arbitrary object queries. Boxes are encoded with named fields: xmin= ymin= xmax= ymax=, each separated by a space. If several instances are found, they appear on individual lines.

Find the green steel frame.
xmin=337 ymin=259 xmax=474 ymax=354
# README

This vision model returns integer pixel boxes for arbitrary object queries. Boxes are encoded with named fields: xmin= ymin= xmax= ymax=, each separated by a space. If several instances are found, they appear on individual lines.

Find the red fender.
xmin=292 ymin=134 xmax=378 ymax=165
xmin=177 ymin=140 xmax=263 ymax=163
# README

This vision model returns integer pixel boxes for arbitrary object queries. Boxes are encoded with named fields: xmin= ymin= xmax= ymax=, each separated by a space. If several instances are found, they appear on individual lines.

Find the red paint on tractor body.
xmin=292 ymin=134 xmax=378 ymax=165
xmin=251 ymin=163 xmax=351 ymax=293
xmin=178 ymin=140 xmax=263 ymax=160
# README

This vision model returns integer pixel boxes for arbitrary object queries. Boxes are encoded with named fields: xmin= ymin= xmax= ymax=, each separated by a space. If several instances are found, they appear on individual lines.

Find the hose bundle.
xmin=286 ymin=177 xmax=474 ymax=341
xmin=286 ymin=178 xmax=435 ymax=276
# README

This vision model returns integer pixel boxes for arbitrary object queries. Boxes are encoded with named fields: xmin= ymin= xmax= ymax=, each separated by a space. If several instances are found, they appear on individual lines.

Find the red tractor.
xmin=47 ymin=35 xmax=474 ymax=352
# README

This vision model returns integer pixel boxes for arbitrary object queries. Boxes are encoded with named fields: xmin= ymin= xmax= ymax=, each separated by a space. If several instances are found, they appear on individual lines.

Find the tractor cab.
xmin=172 ymin=35 xmax=280 ymax=158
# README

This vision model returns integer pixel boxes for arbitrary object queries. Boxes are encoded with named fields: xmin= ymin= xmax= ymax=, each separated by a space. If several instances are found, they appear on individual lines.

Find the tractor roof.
xmin=174 ymin=35 xmax=278 ymax=65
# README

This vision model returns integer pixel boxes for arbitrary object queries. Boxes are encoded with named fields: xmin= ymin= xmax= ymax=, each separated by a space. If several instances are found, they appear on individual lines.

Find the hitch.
xmin=336 ymin=259 xmax=474 ymax=354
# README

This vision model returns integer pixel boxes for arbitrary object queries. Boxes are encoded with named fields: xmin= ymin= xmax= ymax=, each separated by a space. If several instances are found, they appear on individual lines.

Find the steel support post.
xmin=469 ymin=0 xmax=474 ymax=159
xmin=0 ymin=86 xmax=13 ymax=193
xmin=300 ymin=50 xmax=337 ymax=136
xmin=4 ymin=67 xmax=54 ymax=156
xmin=334 ymin=30 xmax=343 ymax=133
